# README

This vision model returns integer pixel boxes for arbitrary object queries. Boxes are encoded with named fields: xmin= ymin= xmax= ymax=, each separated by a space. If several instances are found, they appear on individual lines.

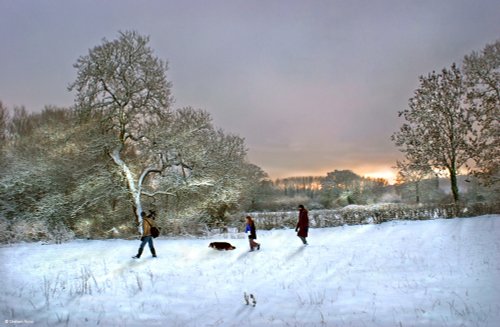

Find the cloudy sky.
xmin=1 ymin=1 xmax=499 ymax=182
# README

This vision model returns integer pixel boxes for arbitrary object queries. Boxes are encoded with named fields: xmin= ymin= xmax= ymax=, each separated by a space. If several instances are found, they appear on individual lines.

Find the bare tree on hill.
xmin=69 ymin=31 xmax=255 ymax=232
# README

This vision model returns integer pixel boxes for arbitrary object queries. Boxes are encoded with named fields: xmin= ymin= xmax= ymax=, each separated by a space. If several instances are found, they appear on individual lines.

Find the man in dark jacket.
xmin=132 ymin=211 xmax=157 ymax=259
xmin=296 ymin=204 xmax=309 ymax=245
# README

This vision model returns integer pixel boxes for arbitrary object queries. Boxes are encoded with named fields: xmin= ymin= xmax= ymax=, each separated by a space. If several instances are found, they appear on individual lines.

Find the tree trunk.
xmin=110 ymin=148 xmax=143 ymax=234
xmin=415 ymin=180 xmax=420 ymax=204
xmin=449 ymin=167 xmax=460 ymax=204
xmin=109 ymin=149 xmax=166 ymax=235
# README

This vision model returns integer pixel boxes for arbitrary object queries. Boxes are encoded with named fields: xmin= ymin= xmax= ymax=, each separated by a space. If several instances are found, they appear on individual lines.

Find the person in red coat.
xmin=296 ymin=204 xmax=309 ymax=245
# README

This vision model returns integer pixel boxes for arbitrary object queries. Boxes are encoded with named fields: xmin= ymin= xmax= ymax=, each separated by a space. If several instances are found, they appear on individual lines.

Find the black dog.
xmin=209 ymin=242 xmax=236 ymax=251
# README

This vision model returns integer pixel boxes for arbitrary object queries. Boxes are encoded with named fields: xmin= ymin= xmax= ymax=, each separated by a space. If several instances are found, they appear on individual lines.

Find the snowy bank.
xmin=1 ymin=215 xmax=499 ymax=326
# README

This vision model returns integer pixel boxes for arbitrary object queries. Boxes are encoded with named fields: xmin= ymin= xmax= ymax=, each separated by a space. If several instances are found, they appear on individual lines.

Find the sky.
xmin=1 ymin=0 xmax=499 ymax=182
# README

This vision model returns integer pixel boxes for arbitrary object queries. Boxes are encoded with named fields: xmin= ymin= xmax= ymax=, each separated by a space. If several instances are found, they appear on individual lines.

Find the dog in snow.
xmin=209 ymin=242 xmax=236 ymax=251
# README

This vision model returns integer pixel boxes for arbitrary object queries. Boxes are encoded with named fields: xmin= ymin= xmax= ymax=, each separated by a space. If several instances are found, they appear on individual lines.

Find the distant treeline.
xmin=248 ymin=170 xmax=498 ymax=212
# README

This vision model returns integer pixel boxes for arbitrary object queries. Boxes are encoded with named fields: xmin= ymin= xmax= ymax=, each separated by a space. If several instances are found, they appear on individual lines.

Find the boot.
xmin=151 ymin=248 xmax=157 ymax=258
xmin=132 ymin=248 xmax=143 ymax=259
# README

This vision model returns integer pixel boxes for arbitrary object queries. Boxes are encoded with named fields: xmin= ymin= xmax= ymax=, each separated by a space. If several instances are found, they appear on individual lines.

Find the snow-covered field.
xmin=1 ymin=215 xmax=499 ymax=327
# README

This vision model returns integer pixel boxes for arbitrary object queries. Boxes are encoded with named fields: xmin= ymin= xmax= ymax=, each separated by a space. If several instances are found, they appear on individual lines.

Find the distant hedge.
xmin=1 ymin=202 xmax=498 ymax=243
xmin=229 ymin=202 xmax=500 ymax=232
xmin=149 ymin=202 xmax=500 ymax=237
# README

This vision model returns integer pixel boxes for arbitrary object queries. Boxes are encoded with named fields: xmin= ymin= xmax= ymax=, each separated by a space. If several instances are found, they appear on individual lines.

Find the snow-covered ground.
xmin=1 ymin=215 xmax=499 ymax=327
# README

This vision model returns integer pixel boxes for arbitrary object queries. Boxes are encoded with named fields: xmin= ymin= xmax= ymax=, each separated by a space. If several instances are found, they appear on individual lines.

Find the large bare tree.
xmin=392 ymin=64 xmax=472 ymax=203
xmin=69 ymin=31 xmax=173 ymax=232
xmin=463 ymin=40 xmax=500 ymax=185
xmin=69 ymin=31 xmax=258 ymax=233
xmin=393 ymin=41 xmax=500 ymax=205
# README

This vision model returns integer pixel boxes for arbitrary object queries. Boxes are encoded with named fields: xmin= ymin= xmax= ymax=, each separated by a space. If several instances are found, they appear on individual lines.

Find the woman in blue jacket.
xmin=245 ymin=216 xmax=261 ymax=251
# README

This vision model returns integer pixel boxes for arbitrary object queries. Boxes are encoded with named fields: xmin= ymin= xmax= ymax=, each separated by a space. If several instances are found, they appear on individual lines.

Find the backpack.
xmin=151 ymin=226 xmax=160 ymax=238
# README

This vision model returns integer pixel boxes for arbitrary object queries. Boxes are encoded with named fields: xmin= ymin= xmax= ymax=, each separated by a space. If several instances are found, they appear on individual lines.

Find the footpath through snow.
xmin=1 ymin=215 xmax=499 ymax=326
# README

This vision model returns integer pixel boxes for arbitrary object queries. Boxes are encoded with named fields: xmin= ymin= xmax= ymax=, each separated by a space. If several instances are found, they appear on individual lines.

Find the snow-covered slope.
xmin=1 ymin=215 xmax=499 ymax=326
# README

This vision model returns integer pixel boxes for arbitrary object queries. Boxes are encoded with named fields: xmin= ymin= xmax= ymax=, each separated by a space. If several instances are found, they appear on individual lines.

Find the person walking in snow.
xmin=245 ymin=215 xmax=260 ymax=251
xmin=296 ymin=204 xmax=309 ymax=245
xmin=132 ymin=211 xmax=157 ymax=259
